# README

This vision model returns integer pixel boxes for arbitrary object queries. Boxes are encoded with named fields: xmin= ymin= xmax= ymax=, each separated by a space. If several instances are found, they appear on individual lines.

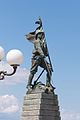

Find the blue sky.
xmin=0 ymin=0 xmax=80 ymax=120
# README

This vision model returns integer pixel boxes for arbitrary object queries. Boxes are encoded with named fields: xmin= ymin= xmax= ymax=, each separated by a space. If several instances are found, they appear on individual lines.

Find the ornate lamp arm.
xmin=0 ymin=71 xmax=5 ymax=80
xmin=4 ymin=65 xmax=18 ymax=76
xmin=0 ymin=47 xmax=23 ymax=80
xmin=0 ymin=65 xmax=18 ymax=80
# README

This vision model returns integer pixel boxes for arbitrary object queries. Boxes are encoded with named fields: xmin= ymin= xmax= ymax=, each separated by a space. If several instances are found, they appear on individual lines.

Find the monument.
xmin=21 ymin=17 xmax=61 ymax=120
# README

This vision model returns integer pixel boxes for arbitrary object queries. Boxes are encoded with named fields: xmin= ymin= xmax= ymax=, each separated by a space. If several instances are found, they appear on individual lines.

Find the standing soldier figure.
xmin=26 ymin=18 xmax=53 ymax=91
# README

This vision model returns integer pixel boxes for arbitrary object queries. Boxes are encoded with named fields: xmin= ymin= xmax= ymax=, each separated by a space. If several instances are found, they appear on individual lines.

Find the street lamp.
xmin=0 ymin=46 xmax=23 ymax=80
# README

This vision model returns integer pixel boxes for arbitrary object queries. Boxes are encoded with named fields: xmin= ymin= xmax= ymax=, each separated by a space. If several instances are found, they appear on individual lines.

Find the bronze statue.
xmin=25 ymin=17 xmax=54 ymax=92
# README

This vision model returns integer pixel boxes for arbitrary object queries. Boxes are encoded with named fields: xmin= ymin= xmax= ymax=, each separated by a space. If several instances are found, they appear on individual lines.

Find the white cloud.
xmin=0 ymin=95 xmax=19 ymax=113
xmin=0 ymin=61 xmax=29 ymax=85
xmin=61 ymin=109 xmax=80 ymax=120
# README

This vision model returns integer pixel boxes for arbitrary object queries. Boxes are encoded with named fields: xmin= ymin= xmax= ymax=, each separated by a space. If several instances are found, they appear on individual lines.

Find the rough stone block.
xmin=21 ymin=88 xmax=61 ymax=120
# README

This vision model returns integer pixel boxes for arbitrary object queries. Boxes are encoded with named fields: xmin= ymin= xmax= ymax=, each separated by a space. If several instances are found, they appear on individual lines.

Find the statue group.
xmin=25 ymin=17 xmax=55 ymax=92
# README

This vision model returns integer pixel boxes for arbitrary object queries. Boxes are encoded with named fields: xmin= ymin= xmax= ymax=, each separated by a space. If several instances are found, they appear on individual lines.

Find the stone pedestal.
xmin=21 ymin=86 xmax=61 ymax=120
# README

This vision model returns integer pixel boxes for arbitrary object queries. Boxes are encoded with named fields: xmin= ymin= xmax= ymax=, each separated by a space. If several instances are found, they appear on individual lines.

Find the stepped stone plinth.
xmin=21 ymin=85 xmax=61 ymax=120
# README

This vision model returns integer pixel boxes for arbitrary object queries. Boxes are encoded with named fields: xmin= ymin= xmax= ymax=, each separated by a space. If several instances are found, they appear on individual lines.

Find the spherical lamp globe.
xmin=0 ymin=46 xmax=5 ymax=61
xmin=6 ymin=49 xmax=23 ymax=66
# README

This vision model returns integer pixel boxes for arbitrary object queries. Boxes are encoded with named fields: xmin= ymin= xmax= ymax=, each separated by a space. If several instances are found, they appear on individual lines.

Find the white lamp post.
xmin=0 ymin=46 xmax=23 ymax=80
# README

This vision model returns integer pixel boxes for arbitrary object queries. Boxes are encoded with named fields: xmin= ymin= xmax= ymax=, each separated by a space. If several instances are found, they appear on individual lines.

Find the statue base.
xmin=21 ymin=85 xmax=61 ymax=120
